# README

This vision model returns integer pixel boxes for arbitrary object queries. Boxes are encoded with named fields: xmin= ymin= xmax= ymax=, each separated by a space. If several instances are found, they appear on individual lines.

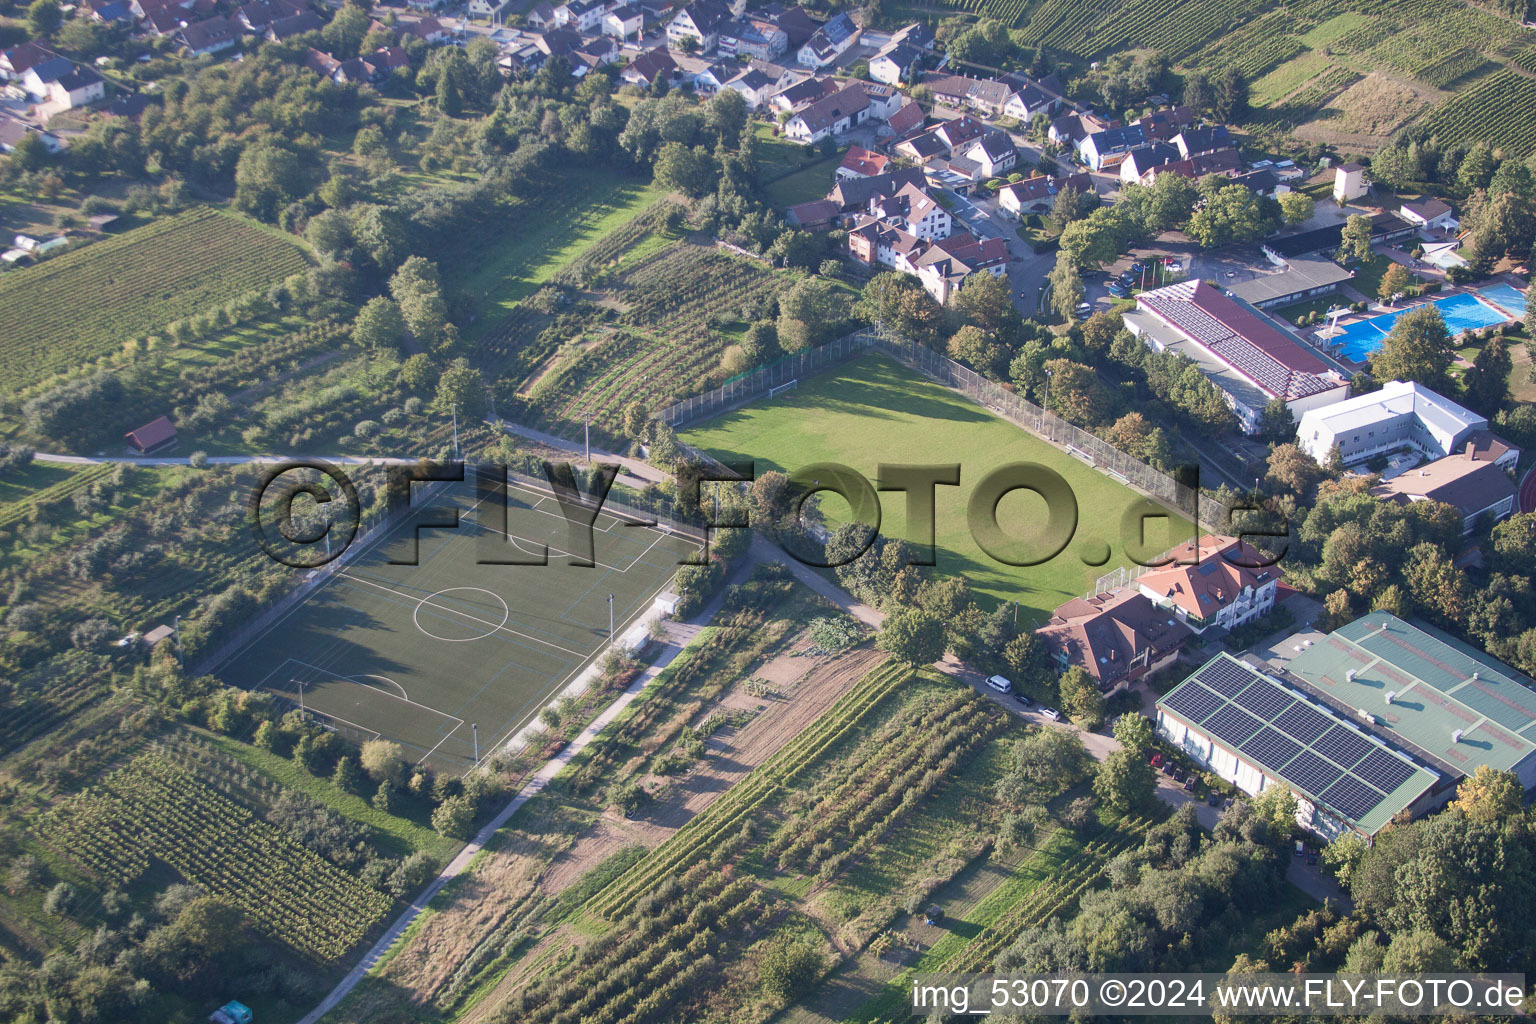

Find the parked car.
xmin=1040 ymin=706 xmax=1061 ymax=721
xmin=1207 ymin=792 xmax=1221 ymax=807
xmin=1012 ymin=692 xmax=1035 ymax=709
xmin=1107 ymin=282 xmax=1130 ymax=298
xmin=985 ymin=674 xmax=1012 ymax=693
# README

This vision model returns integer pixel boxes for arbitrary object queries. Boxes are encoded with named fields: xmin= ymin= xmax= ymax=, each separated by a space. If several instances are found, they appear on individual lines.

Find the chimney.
xmin=1451 ymin=729 xmax=1462 ymax=743
xmin=1346 ymin=669 xmax=1356 ymax=682
xmin=1384 ymin=691 xmax=1395 ymax=704
xmin=1465 ymin=440 xmax=1475 ymax=460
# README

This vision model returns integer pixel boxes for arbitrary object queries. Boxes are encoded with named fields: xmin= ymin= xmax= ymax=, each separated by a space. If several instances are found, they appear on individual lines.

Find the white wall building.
xmin=1295 ymin=379 xmax=1490 ymax=466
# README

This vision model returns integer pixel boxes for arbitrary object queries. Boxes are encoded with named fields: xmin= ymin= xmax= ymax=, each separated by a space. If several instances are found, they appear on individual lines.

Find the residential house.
xmin=88 ymin=0 xmax=136 ymax=24
xmin=1399 ymin=198 xmax=1455 ymax=232
xmin=868 ymin=181 xmax=952 ymax=239
xmin=22 ymin=57 xmax=107 ymax=108
xmin=1 ymin=41 xmax=58 ymax=81
xmin=620 ymin=46 xmax=678 ymax=88
xmin=265 ymin=10 xmax=323 ymax=40
xmin=0 ymin=116 xmax=63 ymax=154
xmin=235 ymin=0 xmax=301 ymax=29
xmin=999 ymin=80 xmax=1060 ymax=122
xmin=723 ymin=67 xmax=778 ymax=108
xmin=1134 ymin=534 xmax=1284 ymax=636
xmin=136 ymin=0 xmax=187 ymax=36
xmin=531 ymin=26 xmax=582 ymax=56
xmin=826 ymin=167 xmax=925 ymax=210
xmin=869 ymin=41 xmax=922 ymax=85
xmin=959 ymin=130 xmax=1016 ymax=178
xmin=796 ymin=11 xmax=856 ymax=68
xmin=768 ymin=74 xmax=837 ymax=112
xmin=667 ymin=0 xmax=730 ymax=52
xmin=1037 ymin=589 xmax=1192 ymax=693
xmin=1117 ymin=142 xmax=1180 ymax=184
xmin=1372 ymin=448 xmax=1519 ymax=534
xmin=468 ymin=0 xmax=515 ymax=21
xmin=1134 ymin=106 xmax=1194 ymax=142
xmin=526 ymin=1 xmax=558 ymax=28
xmin=404 ymin=17 xmax=451 ymax=43
xmin=785 ymin=198 xmax=839 ymax=230
xmin=911 ymin=231 xmax=1008 ymax=303
xmin=555 ymin=0 xmax=605 ymax=32
xmin=179 ymin=15 xmax=243 ymax=56
xmin=601 ymin=2 xmax=644 ymax=39
xmin=782 ymin=81 xmax=869 ymax=143
xmin=884 ymin=99 xmax=924 ymax=137
xmin=718 ymin=17 xmax=786 ymax=59
xmin=766 ymin=3 xmax=817 ymax=51
xmin=858 ymin=80 xmax=902 ymax=120
xmin=1076 ymin=123 xmax=1145 ymax=170
xmin=691 ymin=61 xmax=734 ymax=94
xmin=1047 ymin=110 xmax=1099 ymax=147
xmin=995 ymin=171 xmax=1092 ymax=217
xmin=837 ymin=145 xmax=889 ymax=180
xmin=125 ymin=416 xmax=179 ymax=455
xmin=570 ymin=35 xmax=620 ymax=71
xmin=1171 ymin=125 xmax=1229 ymax=158
xmin=1123 ymin=145 xmax=1240 ymax=185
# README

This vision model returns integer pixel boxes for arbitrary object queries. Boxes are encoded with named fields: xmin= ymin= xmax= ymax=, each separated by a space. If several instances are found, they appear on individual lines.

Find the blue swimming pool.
xmin=1329 ymin=291 xmax=1513 ymax=362
xmin=1478 ymin=282 xmax=1529 ymax=318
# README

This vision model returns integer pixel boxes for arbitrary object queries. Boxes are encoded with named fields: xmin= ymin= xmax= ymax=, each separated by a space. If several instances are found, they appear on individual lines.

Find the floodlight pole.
xmin=608 ymin=593 xmax=615 ymax=641
xmin=452 ymin=402 xmax=460 ymax=459
xmin=297 ymin=678 xmax=305 ymax=715
xmin=473 ymin=722 xmax=478 ymax=762
xmin=173 ymin=615 xmax=184 ymax=669
xmin=584 ymin=411 xmax=592 ymax=464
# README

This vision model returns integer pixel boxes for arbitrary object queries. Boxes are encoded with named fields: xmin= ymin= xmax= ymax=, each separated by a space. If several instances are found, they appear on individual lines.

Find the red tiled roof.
xmin=125 ymin=416 xmax=177 ymax=452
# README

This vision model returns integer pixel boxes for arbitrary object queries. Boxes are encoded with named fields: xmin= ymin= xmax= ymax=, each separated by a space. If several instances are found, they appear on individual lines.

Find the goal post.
xmin=768 ymin=379 xmax=798 ymax=399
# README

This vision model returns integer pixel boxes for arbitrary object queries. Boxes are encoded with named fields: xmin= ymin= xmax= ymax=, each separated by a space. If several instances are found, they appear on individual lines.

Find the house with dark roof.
xmin=958 ymin=130 xmax=1016 ymax=179
xmin=236 ymin=0 xmax=302 ymax=29
xmin=89 ymin=0 xmax=136 ymax=24
xmin=1117 ymin=141 xmax=1180 ymax=183
xmin=266 ymin=10 xmax=323 ymax=40
xmin=1038 ymin=588 xmax=1192 ymax=693
xmin=179 ymin=15 xmax=243 ymax=56
xmin=1076 ymin=123 xmax=1145 ymax=170
xmin=796 ymin=11 xmax=855 ymax=68
xmin=1172 ymin=125 xmax=1229 ymax=158
xmin=619 ymin=46 xmax=678 ymax=88
xmin=785 ymin=198 xmax=839 ymax=230
xmin=869 ymin=41 xmax=922 ymax=85
xmin=718 ymin=17 xmax=787 ymax=59
xmin=766 ymin=4 xmax=817 ymax=50
xmin=1 ymin=41 xmax=59 ymax=80
xmin=22 ymin=57 xmax=106 ymax=108
xmin=723 ymin=68 xmax=777 ymax=108
xmin=1399 ymin=198 xmax=1455 ymax=232
xmin=601 ymin=2 xmax=644 ymax=39
xmin=667 ymin=0 xmax=730 ymax=51
xmin=783 ymin=82 xmax=869 ymax=143
xmin=827 ymin=167 xmax=926 ymax=211
xmin=1372 ymin=450 xmax=1518 ymax=533
xmin=768 ymin=74 xmax=837 ymax=112
xmin=125 ymin=416 xmax=179 ymax=454
xmin=0 ymin=116 xmax=62 ymax=154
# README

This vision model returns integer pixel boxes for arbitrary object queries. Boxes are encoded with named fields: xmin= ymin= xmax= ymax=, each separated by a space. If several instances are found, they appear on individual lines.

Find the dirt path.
xmin=455 ymin=645 xmax=887 ymax=1022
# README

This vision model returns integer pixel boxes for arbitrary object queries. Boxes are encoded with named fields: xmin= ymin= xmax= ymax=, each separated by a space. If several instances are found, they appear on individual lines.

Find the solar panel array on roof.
xmin=1315 ymin=725 xmax=1373 ymax=769
xmin=1273 ymin=701 xmax=1331 ymax=744
xmin=1164 ymin=683 xmax=1224 ymax=724
xmin=1205 ymin=704 xmax=1265 ymax=746
xmin=1158 ymin=655 xmax=1436 ymax=830
xmin=1355 ymin=748 xmax=1416 ymax=793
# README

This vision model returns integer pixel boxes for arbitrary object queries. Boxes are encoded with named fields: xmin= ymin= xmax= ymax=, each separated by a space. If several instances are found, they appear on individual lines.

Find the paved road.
xmin=491 ymin=417 xmax=666 ymax=490
xmin=33 ymin=452 xmax=423 ymax=467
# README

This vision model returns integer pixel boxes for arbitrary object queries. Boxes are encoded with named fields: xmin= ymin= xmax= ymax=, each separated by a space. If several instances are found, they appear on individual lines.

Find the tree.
xmin=1526 ymin=286 xmax=1536 ymax=336
xmin=360 ymin=739 xmax=407 ymax=787
xmin=947 ymin=324 xmax=1008 ymax=379
xmin=27 ymin=0 xmax=62 ymax=37
xmin=1451 ymin=766 xmax=1523 ymax=823
xmin=1212 ymin=66 xmax=1247 ymax=123
xmin=1058 ymin=666 xmax=1106 ymax=729
xmin=1187 ymin=185 xmax=1275 ymax=247
xmin=995 ymin=727 xmax=1093 ymax=804
xmin=352 ymin=296 xmax=406 ymax=358
xmin=1277 ymin=191 xmax=1314 ymax=226
xmin=1250 ymin=784 xmax=1298 ymax=837
xmin=1093 ymin=748 xmax=1156 ymax=812
xmin=1266 ymin=443 xmax=1322 ymax=495
xmin=1319 ymin=588 xmax=1355 ymax=632
xmin=397 ymin=352 xmax=437 ymax=395
xmin=1404 ymin=541 xmax=1467 ymax=624
xmin=1112 ymin=713 xmax=1155 ymax=755
xmin=1463 ymin=333 xmax=1511 ymax=414
xmin=653 ymin=141 xmax=717 ymax=198
xmin=1491 ymin=513 xmax=1536 ymax=577
xmin=1338 ymin=214 xmax=1373 ymax=264
xmin=431 ymin=794 xmax=476 ymax=839
xmin=1377 ymin=262 xmax=1411 ymax=304
xmin=1256 ymin=396 xmax=1296 ymax=444
xmin=1049 ymin=185 xmax=1086 ymax=232
xmin=1370 ymin=305 xmax=1454 ymax=391
xmin=760 ymin=937 xmax=824 ymax=1002
xmin=436 ymin=72 xmax=463 ymax=116
xmin=390 ymin=257 xmax=455 ymax=354
xmin=877 ymin=608 xmax=947 ymax=666
xmin=951 ymin=269 xmax=1020 ymax=341
xmin=1042 ymin=358 xmax=1115 ymax=426
xmin=333 ymin=754 xmax=365 ymax=794
xmin=323 ymin=3 xmax=370 ymax=55
xmin=1183 ymin=71 xmax=1213 ymax=113
xmin=706 ymin=86 xmax=748 ymax=146
xmin=1048 ymin=256 xmax=1084 ymax=322
xmin=1059 ymin=207 xmax=1138 ymax=269
xmin=433 ymin=357 xmax=486 ymax=417
xmin=172 ymin=897 xmax=244 ymax=956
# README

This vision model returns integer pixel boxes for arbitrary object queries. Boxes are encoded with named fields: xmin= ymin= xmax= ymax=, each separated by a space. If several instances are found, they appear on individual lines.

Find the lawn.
xmin=1272 ymin=295 xmax=1348 ymax=323
xmin=1349 ymin=253 xmax=1394 ymax=300
xmin=764 ymin=150 xmax=845 ymax=208
xmin=458 ymin=169 xmax=662 ymax=332
xmin=682 ymin=355 xmax=1191 ymax=618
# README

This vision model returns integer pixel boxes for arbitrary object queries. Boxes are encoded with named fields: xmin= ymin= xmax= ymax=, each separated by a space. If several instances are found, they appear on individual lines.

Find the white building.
xmin=1134 ymin=535 xmax=1282 ymax=636
xmin=1334 ymin=162 xmax=1368 ymax=204
xmin=1295 ymin=379 xmax=1493 ymax=467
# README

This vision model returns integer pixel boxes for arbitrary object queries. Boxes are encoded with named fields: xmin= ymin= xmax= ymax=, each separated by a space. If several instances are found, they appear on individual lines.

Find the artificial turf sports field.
xmin=682 ymin=354 xmax=1190 ymax=619
xmin=218 ymin=479 xmax=692 ymax=772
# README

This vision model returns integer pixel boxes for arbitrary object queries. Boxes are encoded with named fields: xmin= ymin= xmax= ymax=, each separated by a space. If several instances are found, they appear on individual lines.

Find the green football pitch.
xmin=682 ymin=354 xmax=1191 ymax=620
xmin=218 ymin=479 xmax=693 ymax=772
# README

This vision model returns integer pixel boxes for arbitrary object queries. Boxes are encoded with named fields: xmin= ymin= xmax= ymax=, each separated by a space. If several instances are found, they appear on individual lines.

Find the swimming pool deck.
xmin=1307 ymin=278 xmax=1526 ymax=366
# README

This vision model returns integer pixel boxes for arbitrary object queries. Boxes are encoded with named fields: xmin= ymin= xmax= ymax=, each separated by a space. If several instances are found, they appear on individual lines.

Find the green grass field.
xmin=216 ymin=479 xmax=692 ymax=772
xmin=682 ymin=355 xmax=1190 ymax=618
xmin=764 ymin=151 xmax=845 ymax=208
xmin=0 ymin=208 xmax=309 ymax=392
xmin=458 ymin=170 xmax=661 ymax=332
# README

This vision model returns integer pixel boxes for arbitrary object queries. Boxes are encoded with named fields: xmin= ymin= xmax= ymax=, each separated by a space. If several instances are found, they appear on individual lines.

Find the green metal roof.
xmin=1286 ymin=612 xmax=1536 ymax=777
xmin=1158 ymin=653 xmax=1438 ymax=835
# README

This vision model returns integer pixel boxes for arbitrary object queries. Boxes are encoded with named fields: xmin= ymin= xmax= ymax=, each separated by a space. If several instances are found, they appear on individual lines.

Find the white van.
xmin=985 ymin=675 xmax=1012 ymax=693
